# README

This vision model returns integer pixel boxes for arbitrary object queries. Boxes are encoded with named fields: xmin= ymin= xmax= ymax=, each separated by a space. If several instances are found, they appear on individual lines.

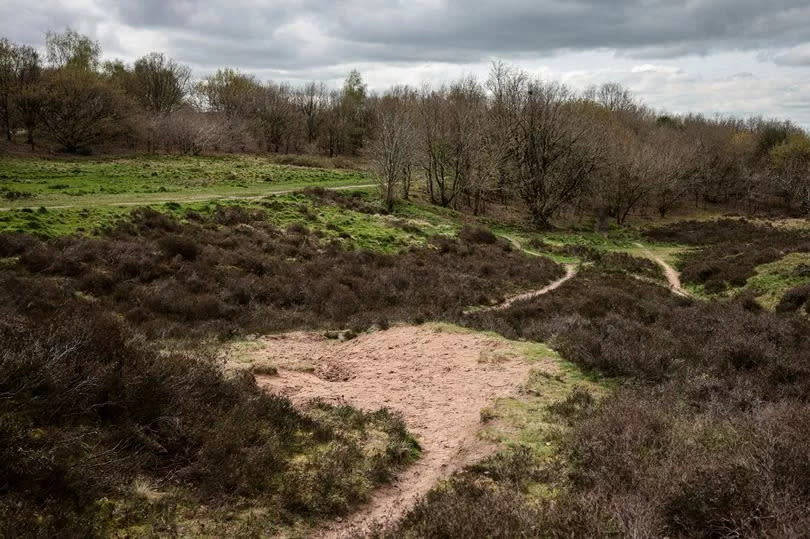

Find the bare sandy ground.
xmin=244 ymin=324 xmax=554 ymax=537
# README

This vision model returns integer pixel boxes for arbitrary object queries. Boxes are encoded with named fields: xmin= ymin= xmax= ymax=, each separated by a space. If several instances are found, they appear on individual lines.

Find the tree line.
xmin=2 ymin=29 xmax=809 ymax=224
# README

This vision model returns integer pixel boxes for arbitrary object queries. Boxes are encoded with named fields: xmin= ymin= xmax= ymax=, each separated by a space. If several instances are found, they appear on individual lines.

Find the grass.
xmin=744 ymin=252 xmax=810 ymax=310
xmin=429 ymin=323 xmax=608 ymax=459
xmin=0 ymin=189 xmax=459 ymax=252
xmin=0 ymin=154 xmax=374 ymax=210
xmin=0 ymin=205 xmax=132 ymax=237
xmin=478 ymin=342 xmax=608 ymax=456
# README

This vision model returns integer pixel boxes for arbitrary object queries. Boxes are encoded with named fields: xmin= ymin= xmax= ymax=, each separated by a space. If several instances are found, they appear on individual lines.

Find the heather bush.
xmin=1 ymin=207 xmax=562 ymax=338
xmin=458 ymin=224 xmax=498 ymax=244
xmin=776 ymin=284 xmax=810 ymax=312
xmin=0 ymin=288 xmax=418 ymax=534
xmin=399 ymin=269 xmax=810 ymax=537
xmin=646 ymin=219 xmax=810 ymax=291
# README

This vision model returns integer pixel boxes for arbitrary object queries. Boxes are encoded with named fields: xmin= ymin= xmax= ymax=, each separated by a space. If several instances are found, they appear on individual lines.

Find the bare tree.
xmin=649 ymin=129 xmax=698 ymax=218
xmin=593 ymin=123 xmax=655 ymax=226
xmin=770 ymin=134 xmax=810 ymax=212
xmin=197 ymin=68 xmax=259 ymax=116
xmin=368 ymin=97 xmax=415 ymax=210
xmin=163 ymin=108 xmax=224 ymax=155
xmin=504 ymin=80 xmax=604 ymax=228
xmin=38 ymin=68 xmax=128 ymax=152
xmin=254 ymin=82 xmax=301 ymax=153
xmin=0 ymin=39 xmax=40 ymax=142
xmin=296 ymin=81 xmax=326 ymax=146
xmin=416 ymin=78 xmax=488 ymax=208
xmin=45 ymin=28 xmax=100 ymax=71
xmin=594 ymin=82 xmax=637 ymax=114
xmin=132 ymin=52 xmax=190 ymax=115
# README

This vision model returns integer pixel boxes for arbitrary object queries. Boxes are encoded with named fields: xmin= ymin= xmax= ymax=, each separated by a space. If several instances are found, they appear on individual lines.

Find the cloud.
xmin=771 ymin=44 xmax=810 ymax=66
xmin=1 ymin=0 xmax=809 ymax=127
xmin=5 ymin=0 xmax=810 ymax=69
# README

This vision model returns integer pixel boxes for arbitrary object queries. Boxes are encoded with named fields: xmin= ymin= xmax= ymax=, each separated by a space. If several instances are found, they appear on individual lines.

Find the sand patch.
xmin=238 ymin=324 xmax=557 ymax=537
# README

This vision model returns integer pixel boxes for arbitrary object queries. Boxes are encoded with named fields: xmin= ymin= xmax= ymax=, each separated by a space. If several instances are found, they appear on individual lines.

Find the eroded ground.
xmin=230 ymin=324 xmax=560 ymax=537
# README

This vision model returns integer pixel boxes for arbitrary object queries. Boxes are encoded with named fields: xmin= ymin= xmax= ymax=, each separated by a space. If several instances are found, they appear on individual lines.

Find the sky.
xmin=2 ymin=0 xmax=810 ymax=128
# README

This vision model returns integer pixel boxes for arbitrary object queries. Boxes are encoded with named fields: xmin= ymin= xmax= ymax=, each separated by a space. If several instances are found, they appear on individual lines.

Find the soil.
xmin=245 ymin=324 xmax=555 ymax=537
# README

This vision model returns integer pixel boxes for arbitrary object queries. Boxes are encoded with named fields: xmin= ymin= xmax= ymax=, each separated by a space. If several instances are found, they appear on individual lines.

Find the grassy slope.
xmin=0 ymin=154 xmax=374 ymax=209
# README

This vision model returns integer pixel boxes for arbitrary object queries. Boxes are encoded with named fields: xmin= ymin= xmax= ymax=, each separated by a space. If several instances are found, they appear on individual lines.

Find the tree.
xmin=0 ymin=38 xmax=14 ymax=140
xmin=15 ymin=83 xmax=43 ymax=149
xmin=770 ymin=134 xmax=810 ymax=212
xmin=486 ymin=61 xmax=527 ymax=202
xmin=341 ymin=70 xmax=368 ymax=153
xmin=505 ymin=81 xmax=604 ymax=228
xmin=368 ymin=97 xmax=415 ymax=210
xmin=593 ymin=123 xmax=655 ymax=226
xmin=163 ymin=108 xmax=224 ymax=155
xmin=254 ymin=82 xmax=300 ymax=153
xmin=38 ymin=69 xmax=127 ymax=152
xmin=296 ymin=81 xmax=326 ymax=146
xmin=45 ymin=28 xmax=100 ymax=71
xmin=649 ymin=128 xmax=698 ymax=218
xmin=416 ymin=80 xmax=487 ymax=208
xmin=320 ymin=89 xmax=348 ymax=157
xmin=132 ymin=52 xmax=190 ymax=115
xmin=197 ymin=68 xmax=259 ymax=116
xmin=0 ymin=39 xmax=40 ymax=142
xmin=594 ymin=82 xmax=637 ymax=114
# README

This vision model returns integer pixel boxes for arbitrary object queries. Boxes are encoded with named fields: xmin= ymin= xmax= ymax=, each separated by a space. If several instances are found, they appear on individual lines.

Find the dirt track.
xmin=634 ymin=242 xmax=690 ymax=297
xmin=467 ymin=263 xmax=578 ymax=314
xmin=245 ymin=324 xmax=555 ymax=537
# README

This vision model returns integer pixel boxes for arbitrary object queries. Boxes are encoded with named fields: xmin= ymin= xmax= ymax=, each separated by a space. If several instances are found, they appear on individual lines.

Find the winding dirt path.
xmin=242 ymin=325 xmax=553 ymax=537
xmin=465 ymin=263 xmax=578 ymax=314
xmin=634 ymin=242 xmax=690 ymax=297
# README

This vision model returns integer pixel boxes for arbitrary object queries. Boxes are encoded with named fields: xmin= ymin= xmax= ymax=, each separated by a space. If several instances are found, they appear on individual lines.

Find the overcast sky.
xmin=2 ymin=0 xmax=810 ymax=128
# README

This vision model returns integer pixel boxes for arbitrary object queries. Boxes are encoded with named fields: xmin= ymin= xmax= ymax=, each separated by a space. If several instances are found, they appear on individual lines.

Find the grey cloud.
xmin=771 ymin=45 xmax=810 ymax=66
xmin=2 ymin=0 xmax=810 ymax=129
xmin=5 ymin=0 xmax=810 ymax=71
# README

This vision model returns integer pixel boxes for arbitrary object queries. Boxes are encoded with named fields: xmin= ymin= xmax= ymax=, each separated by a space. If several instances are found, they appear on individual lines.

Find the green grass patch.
xmin=0 ymin=190 xmax=457 ymax=253
xmin=745 ymin=252 xmax=810 ymax=310
xmin=0 ymin=154 xmax=373 ymax=209
xmin=0 ymin=205 xmax=132 ymax=237
xmin=478 ymin=342 xmax=608 ymax=456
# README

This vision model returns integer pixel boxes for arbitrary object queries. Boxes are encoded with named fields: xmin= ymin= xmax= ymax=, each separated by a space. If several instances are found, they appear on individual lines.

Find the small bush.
xmin=459 ymin=225 xmax=498 ymax=244
xmin=776 ymin=284 xmax=810 ymax=313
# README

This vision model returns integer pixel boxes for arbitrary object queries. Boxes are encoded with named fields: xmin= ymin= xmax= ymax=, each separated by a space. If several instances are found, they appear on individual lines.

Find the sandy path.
xmin=466 ymin=263 xmax=578 ymax=314
xmin=244 ymin=325 xmax=549 ymax=537
xmin=634 ymin=242 xmax=690 ymax=297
